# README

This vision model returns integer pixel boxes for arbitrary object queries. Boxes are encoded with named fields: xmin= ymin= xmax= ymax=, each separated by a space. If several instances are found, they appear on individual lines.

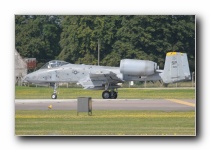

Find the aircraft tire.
xmin=51 ymin=93 xmax=57 ymax=99
xmin=111 ymin=92 xmax=117 ymax=99
xmin=102 ymin=91 xmax=111 ymax=99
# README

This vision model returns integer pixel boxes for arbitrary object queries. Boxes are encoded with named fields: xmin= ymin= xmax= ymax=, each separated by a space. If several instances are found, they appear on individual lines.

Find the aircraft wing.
xmin=90 ymin=70 xmax=123 ymax=82
xmin=78 ymin=70 xmax=123 ymax=89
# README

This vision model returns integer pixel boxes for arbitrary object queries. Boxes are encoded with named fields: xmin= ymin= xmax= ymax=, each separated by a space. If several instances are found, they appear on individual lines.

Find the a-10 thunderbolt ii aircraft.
xmin=22 ymin=52 xmax=191 ymax=99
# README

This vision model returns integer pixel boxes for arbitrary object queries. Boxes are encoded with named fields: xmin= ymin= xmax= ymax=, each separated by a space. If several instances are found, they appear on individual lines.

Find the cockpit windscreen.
xmin=40 ymin=60 xmax=69 ymax=69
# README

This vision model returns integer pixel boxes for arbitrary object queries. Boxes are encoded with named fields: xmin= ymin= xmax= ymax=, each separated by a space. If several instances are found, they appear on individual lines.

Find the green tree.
xmin=16 ymin=15 xmax=195 ymax=72
xmin=15 ymin=15 xmax=62 ymax=67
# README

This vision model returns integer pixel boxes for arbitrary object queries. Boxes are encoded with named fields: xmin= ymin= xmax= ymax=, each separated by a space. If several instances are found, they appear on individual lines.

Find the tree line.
xmin=15 ymin=15 xmax=195 ymax=71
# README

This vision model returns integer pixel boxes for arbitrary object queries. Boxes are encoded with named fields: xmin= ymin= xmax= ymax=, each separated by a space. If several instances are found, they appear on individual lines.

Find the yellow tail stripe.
xmin=166 ymin=52 xmax=177 ymax=56
xmin=166 ymin=99 xmax=195 ymax=107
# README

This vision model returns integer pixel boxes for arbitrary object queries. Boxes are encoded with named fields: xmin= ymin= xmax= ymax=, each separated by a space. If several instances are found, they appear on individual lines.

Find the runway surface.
xmin=15 ymin=99 xmax=195 ymax=111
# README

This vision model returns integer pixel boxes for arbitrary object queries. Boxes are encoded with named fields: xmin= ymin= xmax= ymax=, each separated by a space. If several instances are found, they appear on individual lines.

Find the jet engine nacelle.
xmin=120 ymin=59 xmax=157 ymax=76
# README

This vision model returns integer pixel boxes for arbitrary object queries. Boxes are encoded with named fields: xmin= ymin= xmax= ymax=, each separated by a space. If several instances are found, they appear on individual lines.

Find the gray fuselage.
xmin=23 ymin=63 xmax=162 ymax=85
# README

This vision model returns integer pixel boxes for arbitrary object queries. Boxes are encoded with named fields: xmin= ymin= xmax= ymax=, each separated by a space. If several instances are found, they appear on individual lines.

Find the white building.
xmin=15 ymin=49 xmax=27 ymax=85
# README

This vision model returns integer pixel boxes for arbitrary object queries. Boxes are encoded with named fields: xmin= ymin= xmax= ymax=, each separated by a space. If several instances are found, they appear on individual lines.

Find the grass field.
xmin=15 ymin=110 xmax=195 ymax=136
xmin=15 ymin=86 xmax=195 ymax=99
xmin=15 ymin=86 xmax=195 ymax=136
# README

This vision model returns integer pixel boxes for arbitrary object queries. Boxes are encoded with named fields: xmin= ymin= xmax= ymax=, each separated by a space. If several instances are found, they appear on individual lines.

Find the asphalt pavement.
xmin=15 ymin=99 xmax=195 ymax=111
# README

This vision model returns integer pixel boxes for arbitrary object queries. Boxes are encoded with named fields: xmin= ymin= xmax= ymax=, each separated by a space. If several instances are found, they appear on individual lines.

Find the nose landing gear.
xmin=50 ymin=83 xmax=58 ymax=99
xmin=51 ymin=93 xmax=57 ymax=99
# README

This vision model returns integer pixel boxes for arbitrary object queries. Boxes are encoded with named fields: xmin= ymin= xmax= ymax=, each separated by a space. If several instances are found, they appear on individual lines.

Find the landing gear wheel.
xmin=51 ymin=93 xmax=57 ymax=99
xmin=111 ymin=91 xmax=118 ymax=99
xmin=102 ymin=91 xmax=111 ymax=99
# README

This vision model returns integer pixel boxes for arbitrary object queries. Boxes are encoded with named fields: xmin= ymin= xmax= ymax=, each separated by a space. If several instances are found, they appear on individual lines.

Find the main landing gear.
xmin=102 ymin=90 xmax=118 ymax=99
xmin=102 ymin=83 xmax=119 ymax=99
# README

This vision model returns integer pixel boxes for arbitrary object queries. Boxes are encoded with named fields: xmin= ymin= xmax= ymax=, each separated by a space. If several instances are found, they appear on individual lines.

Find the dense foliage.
xmin=15 ymin=15 xmax=195 ymax=71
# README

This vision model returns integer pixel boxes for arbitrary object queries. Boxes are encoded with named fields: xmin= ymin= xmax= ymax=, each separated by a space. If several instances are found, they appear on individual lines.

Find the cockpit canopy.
xmin=40 ymin=60 xmax=69 ymax=69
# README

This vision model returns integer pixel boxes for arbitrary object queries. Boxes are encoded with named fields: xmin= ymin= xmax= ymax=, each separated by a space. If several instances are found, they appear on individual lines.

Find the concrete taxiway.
xmin=15 ymin=99 xmax=195 ymax=111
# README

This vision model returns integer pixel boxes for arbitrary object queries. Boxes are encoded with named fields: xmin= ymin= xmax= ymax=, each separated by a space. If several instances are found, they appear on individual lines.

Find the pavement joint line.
xmin=166 ymin=99 xmax=195 ymax=107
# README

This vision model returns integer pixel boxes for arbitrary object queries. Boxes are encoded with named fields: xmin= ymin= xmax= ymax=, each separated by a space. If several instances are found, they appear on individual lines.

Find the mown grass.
xmin=15 ymin=86 xmax=195 ymax=99
xmin=15 ymin=110 xmax=195 ymax=136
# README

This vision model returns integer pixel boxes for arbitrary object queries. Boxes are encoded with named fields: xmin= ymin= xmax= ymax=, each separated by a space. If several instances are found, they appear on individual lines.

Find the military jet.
xmin=22 ymin=52 xmax=191 ymax=99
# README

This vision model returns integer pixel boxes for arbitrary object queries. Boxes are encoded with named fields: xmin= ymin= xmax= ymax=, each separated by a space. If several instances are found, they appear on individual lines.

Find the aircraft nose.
xmin=22 ymin=74 xmax=29 ymax=83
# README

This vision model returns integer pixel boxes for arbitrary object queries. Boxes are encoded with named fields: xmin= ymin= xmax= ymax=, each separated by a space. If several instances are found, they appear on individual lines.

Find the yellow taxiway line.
xmin=166 ymin=99 xmax=195 ymax=107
